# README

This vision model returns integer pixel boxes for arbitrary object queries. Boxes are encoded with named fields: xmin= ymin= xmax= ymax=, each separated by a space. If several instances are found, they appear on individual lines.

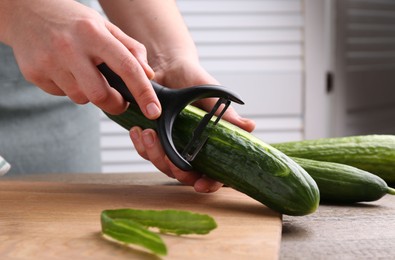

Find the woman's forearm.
xmin=98 ymin=0 xmax=199 ymax=69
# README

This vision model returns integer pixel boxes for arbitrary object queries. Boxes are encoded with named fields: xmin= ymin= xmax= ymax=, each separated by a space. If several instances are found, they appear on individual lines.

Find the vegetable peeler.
xmin=98 ymin=63 xmax=244 ymax=171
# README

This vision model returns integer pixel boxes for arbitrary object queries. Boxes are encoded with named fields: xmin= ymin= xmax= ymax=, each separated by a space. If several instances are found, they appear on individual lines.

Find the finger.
xmin=100 ymin=24 xmax=161 ymax=119
xmin=71 ymin=60 xmax=127 ymax=114
xmin=25 ymin=66 xmax=66 ymax=96
xmin=141 ymin=129 xmax=175 ymax=178
xmin=52 ymin=71 xmax=89 ymax=104
xmin=36 ymin=79 xmax=66 ymax=96
xmin=193 ymin=176 xmax=223 ymax=193
xmin=102 ymin=50 xmax=160 ymax=119
xmin=167 ymin=157 xmax=202 ymax=186
xmin=106 ymin=21 xmax=155 ymax=79
xmin=198 ymin=98 xmax=256 ymax=133
xmin=220 ymin=106 xmax=256 ymax=132
xmin=129 ymin=126 xmax=148 ymax=160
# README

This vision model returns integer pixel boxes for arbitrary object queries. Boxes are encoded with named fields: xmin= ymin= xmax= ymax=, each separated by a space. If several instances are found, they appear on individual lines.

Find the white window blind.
xmin=92 ymin=0 xmax=305 ymax=173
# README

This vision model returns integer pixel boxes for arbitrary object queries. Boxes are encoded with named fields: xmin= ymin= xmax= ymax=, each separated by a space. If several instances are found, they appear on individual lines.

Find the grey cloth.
xmin=0 ymin=42 xmax=101 ymax=175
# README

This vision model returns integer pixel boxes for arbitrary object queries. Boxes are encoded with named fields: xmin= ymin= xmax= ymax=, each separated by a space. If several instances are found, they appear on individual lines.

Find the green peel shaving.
xmin=101 ymin=209 xmax=217 ymax=256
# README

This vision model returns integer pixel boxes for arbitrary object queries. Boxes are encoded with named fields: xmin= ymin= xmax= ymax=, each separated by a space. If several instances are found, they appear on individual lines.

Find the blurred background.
xmin=89 ymin=0 xmax=395 ymax=173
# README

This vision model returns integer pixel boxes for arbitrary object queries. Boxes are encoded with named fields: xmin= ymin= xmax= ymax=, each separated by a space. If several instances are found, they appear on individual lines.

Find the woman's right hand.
xmin=0 ymin=0 xmax=161 ymax=118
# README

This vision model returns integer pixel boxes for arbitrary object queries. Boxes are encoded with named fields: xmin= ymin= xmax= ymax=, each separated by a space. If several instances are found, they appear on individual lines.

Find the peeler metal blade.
xmin=182 ymin=98 xmax=231 ymax=162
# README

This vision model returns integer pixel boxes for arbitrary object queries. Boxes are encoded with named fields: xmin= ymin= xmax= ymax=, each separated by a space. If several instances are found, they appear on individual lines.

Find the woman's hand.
xmin=0 ymin=0 xmax=160 ymax=118
xmin=130 ymin=58 xmax=256 ymax=193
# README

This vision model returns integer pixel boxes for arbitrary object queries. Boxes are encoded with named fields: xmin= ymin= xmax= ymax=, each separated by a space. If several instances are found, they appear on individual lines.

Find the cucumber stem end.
xmin=387 ymin=187 xmax=395 ymax=195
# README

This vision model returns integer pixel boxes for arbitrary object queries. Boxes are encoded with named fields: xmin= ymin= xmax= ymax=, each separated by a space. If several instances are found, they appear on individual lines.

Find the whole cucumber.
xmin=272 ymin=135 xmax=395 ymax=184
xmin=292 ymin=157 xmax=395 ymax=203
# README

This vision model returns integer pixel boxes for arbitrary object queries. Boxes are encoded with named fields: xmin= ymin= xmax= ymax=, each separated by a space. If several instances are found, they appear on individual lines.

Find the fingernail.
xmin=142 ymin=131 xmax=155 ymax=146
xmin=146 ymin=102 xmax=161 ymax=118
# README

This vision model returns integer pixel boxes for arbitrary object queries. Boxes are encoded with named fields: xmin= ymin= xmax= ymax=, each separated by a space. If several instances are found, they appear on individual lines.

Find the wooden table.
xmin=2 ymin=172 xmax=395 ymax=259
xmin=281 ymin=193 xmax=395 ymax=259
xmin=0 ymin=173 xmax=282 ymax=260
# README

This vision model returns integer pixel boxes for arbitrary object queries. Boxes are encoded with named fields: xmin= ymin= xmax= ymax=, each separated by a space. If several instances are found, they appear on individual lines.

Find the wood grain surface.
xmin=0 ymin=181 xmax=281 ymax=260
xmin=281 ymin=195 xmax=395 ymax=259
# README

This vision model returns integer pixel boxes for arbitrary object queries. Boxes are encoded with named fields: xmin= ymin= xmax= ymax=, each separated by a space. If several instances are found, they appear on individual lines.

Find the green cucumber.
xmin=272 ymin=135 xmax=395 ymax=184
xmin=292 ymin=157 xmax=395 ymax=203
xmin=106 ymin=103 xmax=320 ymax=216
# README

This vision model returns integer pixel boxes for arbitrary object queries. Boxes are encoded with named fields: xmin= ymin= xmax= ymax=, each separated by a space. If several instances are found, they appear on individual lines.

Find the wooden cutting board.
xmin=0 ymin=181 xmax=282 ymax=260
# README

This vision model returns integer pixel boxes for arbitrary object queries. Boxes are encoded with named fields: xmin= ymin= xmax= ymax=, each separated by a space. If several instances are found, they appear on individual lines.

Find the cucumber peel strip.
xmin=101 ymin=209 xmax=217 ymax=256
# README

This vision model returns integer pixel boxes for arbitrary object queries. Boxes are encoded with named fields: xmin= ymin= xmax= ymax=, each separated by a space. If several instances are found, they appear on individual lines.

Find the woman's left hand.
xmin=129 ymin=59 xmax=255 ymax=193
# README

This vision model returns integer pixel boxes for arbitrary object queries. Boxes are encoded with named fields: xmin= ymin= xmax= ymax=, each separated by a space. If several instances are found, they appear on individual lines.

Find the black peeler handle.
xmin=97 ymin=63 xmax=163 ymax=103
xmin=97 ymin=63 xmax=244 ymax=171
